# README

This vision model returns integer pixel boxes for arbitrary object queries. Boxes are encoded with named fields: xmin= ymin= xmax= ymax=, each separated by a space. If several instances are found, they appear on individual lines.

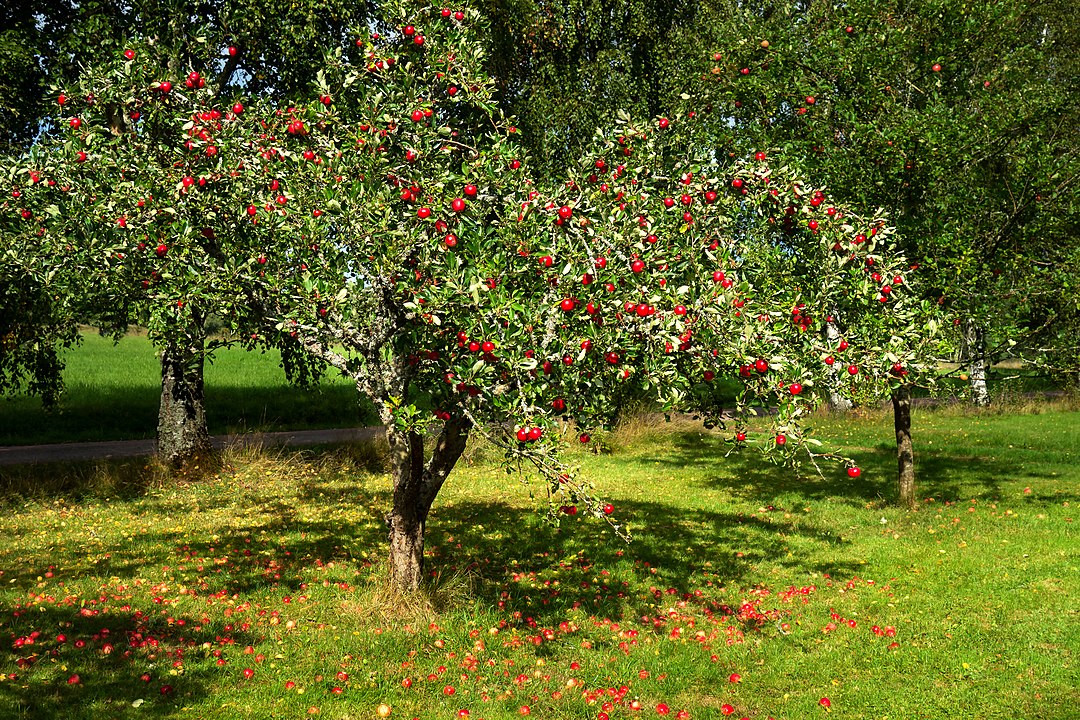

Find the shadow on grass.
xmin=0 ymin=384 xmax=377 ymax=446
xmin=0 ymin=422 xmax=1067 ymax=717
xmin=629 ymin=426 xmax=1046 ymax=508
xmin=0 ymin=601 xmax=260 ymax=720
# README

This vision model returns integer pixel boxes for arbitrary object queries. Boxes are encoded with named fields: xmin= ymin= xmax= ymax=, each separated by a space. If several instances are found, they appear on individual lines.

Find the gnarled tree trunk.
xmin=385 ymin=416 xmax=472 ymax=591
xmin=963 ymin=320 xmax=990 ymax=407
xmin=157 ymin=330 xmax=211 ymax=467
xmin=892 ymin=384 xmax=916 ymax=510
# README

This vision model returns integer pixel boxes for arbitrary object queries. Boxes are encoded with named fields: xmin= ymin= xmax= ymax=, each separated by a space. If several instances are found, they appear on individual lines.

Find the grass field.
xmin=0 ymin=331 xmax=378 ymax=446
xmin=0 ymin=330 xmax=1060 ymax=448
xmin=0 ymin=403 xmax=1076 ymax=719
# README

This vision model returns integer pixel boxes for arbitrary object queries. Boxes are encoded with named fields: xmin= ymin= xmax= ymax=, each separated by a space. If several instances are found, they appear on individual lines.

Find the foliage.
xmin=690 ymin=0 xmax=1080 ymax=378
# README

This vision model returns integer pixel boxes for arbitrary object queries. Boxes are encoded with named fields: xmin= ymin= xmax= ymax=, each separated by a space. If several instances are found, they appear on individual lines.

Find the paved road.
xmin=0 ymin=426 xmax=385 ymax=467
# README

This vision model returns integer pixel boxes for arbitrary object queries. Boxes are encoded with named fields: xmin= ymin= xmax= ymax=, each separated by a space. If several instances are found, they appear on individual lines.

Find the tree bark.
xmin=825 ymin=318 xmax=853 ymax=411
xmin=385 ymin=416 xmax=473 ymax=591
xmin=157 ymin=331 xmax=211 ymax=467
xmin=892 ymin=384 xmax=916 ymax=510
xmin=963 ymin=320 xmax=990 ymax=406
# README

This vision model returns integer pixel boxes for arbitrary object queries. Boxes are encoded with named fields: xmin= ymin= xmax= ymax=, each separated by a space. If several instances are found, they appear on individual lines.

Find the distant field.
xmin=0 ymin=331 xmax=377 ymax=446
xmin=0 ymin=330 xmax=1062 ymax=446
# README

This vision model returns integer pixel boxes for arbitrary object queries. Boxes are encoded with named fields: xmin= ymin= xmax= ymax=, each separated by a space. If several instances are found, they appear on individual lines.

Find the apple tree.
xmin=6 ymin=0 xmax=932 ymax=586
xmin=230 ymin=1 xmax=932 ymax=579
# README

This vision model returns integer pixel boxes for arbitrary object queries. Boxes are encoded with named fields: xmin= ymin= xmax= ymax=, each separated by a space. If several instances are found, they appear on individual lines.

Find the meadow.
xmin=0 ymin=331 xmax=377 ymax=446
xmin=0 ymin=403 xmax=1076 ymax=719
xmin=0 ymin=330 xmax=1055 ymax=448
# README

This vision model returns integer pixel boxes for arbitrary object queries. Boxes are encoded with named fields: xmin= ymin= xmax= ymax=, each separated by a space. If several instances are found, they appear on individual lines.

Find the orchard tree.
xmin=0 ymin=0 xmax=373 ymax=463
xmin=690 ymin=0 xmax=1080 ymax=406
xmin=6 ymin=0 xmax=932 ymax=588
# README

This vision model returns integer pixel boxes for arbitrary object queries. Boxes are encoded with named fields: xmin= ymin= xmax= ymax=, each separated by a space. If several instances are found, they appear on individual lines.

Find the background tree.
xmin=0 ymin=0 xmax=372 ymax=462
xmin=690 ymin=0 xmax=1080 ymax=406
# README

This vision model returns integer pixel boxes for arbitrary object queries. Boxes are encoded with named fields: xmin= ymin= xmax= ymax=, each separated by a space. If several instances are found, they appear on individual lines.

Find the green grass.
xmin=0 ymin=331 xmax=377 ymax=445
xmin=0 ymin=405 xmax=1076 ymax=719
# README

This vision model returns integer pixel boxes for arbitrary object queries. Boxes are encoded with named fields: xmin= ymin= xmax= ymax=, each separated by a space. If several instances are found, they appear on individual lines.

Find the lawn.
xmin=0 ymin=331 xmax=378 ymax=446
xmin=0 ymin=404 xmax=1076 ymax=719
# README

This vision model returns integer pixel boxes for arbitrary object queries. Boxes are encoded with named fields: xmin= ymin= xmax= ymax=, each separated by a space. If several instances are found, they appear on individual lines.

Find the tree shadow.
xmin=0 ymin=383 xmax=376 ymax=446
xmin=630 ymin=427 xmax=1046 ymax=508
xmin=420 ymin=494 xmax=859 ymax=627
xmin=0 ymin=598 xmax=259 ymax=720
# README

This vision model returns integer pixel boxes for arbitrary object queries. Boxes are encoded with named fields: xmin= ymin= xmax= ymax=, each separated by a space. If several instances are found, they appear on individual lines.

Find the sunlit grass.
xmin=0 ymin=331 xmax=377 ymax=445
xmin=0 ymin=406 xmax=1076 ymax=719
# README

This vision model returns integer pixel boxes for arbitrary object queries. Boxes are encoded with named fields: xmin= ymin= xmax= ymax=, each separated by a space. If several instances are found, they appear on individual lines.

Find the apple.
xmin=411 ymin=109 xmax=425 ymax=122
xmin=735 ymin=432 xmax=746 ymax=442
xmin=789 ymin=383 xmax=803 ymax=395
xmin=378 ymin=704 xmax=392 ymax=717
xmin=451 ymin=198 xmax=466 ymax=212
xmin=417 ymin=207 xmax=431 ymax=219
xmin=560 ymin=298 xmax=575 ymax=312
xmin=847 ymin=364 xmax=859 ymax=375
xmin=754 ymin=358 xmax=769 ymax=373
xmin=819 ymin=697 xmax=832 ymax=709
xmin=123 ymin=49 xmax=135 ymax=60
xmin=464 ymin=184 xmax=477 ymax=197
xmin=847 ymin=466 xmax=861 ymax=478
xmin=558 ymin=205 xmax=572 ymax=220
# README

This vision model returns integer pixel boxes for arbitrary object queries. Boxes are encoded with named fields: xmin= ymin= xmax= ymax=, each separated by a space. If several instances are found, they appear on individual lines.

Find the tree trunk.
xmin=157 ymin=332 xmax=211 ymax=467
xmin=892 ymin=384 xmax=916 ymax=510
xmin=963 ymin=320 xmax=990 ymax=406
xmin=384 ymin=416 xmax=472 ymax=591
xmin=825 ymin=318 xmax=853 ymax=411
